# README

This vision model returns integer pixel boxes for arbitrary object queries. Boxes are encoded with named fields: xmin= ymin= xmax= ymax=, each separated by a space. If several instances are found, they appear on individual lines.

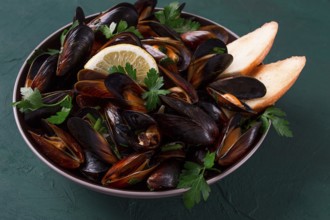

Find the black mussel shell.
xmin=209 ymin=76 xmax=267 ymax=100
xmin=88 ymin=3 xmax=139 ymax=30
xmin=57 ymin=24 xmax=94 ymax=76
xmin=147 ymin=159 xmax=182 ymax=190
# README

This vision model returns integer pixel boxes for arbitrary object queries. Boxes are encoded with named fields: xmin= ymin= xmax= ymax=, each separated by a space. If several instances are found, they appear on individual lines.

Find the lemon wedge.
xmin=84 ymin=44 xmax=158 ymax=85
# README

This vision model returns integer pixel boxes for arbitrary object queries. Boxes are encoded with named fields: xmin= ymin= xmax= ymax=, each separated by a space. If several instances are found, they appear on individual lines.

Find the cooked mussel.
xmin=216 ymin=115 xmax=263 ymax=166
xmin=188 ymin=38 xmax=233 ymax=88
xmin=101 ymin=151 xmax=157 ymax=188
xmin=80 ymin=150 xmax=110 ymax=182
xmin=134 ymin=0 xmax=157 ymax=21
xmin=147 ymin=159 xmax=182 ymax=190
xmin=57 ymin=7 xmax=94 ymax=76
xmin=26 ymin=54 xmax=58 ymax=93
xmin=67 ymin=117 xmax=118 ymax=164
xmin=142 ymin=37 xmax=191 ymax=72
xmin=121 ymin=110 xmax=161 ymax=151
xmin=88 ymin=3 xmax=139 ymax=31
xmin=207 ymin=76 xmax=266 ymax=114
xmin=29 ymin=120 xmax=84 ymax=169
xmin=153 ymin=96 xmax=219 ymax=145
xmin=209 ymin=76 xmax=267 ymax=99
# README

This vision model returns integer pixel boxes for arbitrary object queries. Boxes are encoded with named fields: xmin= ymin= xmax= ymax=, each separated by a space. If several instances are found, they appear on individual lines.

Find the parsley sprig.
xmin=155 ymin=2 xmax=200 ymax=33
xmin=177 ymin=151 xmax=216 ymax=209
xmin=260 ymin=106 xmax=293 ymax=137
xmin=98 ymin=20 xmax=143 ymax=39
xmin=142 ymin=68 xmax=170 ymax=111
xmin=60 ymin=20 xmax=79 ymax=46
xmin=109 ymin=62 xmax=137 ymax=81
xmin=13 ymin=87 xmax=72 ymax=125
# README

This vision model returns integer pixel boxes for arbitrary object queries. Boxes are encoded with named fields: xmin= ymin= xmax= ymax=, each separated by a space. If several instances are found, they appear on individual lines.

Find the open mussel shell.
xmin=217 ymin=118 xmax=263 ymax=167
xmin=159 ymin=65 xmax=198 ymax=103
xmin=207 ymin=87 xmax=256 ymax=114
xmin=101 ymin=152 xmax=157 ymax=188
xmin=189 ymin=53 xmax=233 ymax=88
xmin=67 ymin=117 xmax=118 ymax=164
xmin=104 ymin=73 xmax=147 ymax=112
xmin=187 ymin=38 xmax=231 ymax=88
xmin=193 ymin=38 xmax=227 ymax=60
xmin=209 ymin=76 xmax=267 ymax=100
xmin=142 ymin=37 xmax=191 ymax=72
xmin=28 ymin=121 xmax=84 ymax=169
xmin=104 ymin=72 xmax=145 ymax=99
xmin=120 ymin=110 xmax=161 ymax=151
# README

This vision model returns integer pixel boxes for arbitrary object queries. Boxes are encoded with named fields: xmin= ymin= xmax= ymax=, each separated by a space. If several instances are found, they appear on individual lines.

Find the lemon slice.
xmin=84 ymin=44 xmax=158 ymax=85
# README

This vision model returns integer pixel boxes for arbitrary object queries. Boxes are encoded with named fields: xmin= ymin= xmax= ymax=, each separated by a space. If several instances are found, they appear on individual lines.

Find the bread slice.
xmin=221 ymin=21 xmax=279 ymax=77
xmin=245 ymin=56 xmax=306 ymax=112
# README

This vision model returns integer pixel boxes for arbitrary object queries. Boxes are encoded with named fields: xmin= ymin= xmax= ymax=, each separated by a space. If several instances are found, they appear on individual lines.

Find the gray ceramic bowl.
xmin=13 ymin=10 xmax=270 ymax=198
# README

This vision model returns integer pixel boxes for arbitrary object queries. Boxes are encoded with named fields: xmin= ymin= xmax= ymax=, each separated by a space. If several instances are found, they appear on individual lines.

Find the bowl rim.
xmin=13 ymin=10 xmax=269 ymax=198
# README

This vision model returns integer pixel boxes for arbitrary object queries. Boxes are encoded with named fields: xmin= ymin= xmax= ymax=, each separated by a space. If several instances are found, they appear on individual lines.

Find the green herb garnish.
xmin=213 ymin=47 xmax=226 ymax=54
xmin=85 ymin=113 xmax=108 ymax=134
xmin=260 ymin=106 xmax=293 ymax=137
xmin=99 ymin=20 xmax=143 ymax=39
xmin=109 ymin=62 xmax=137 ymax=81
xmin=155 ymin=2 xmax=200 ymax=33
xmin=142 ymin=68 xmax=170 ymax=111
xmin=60 ymin=20 xmax=79 ymax=46
xmin=46 ymin=96 xmax=72 ymax=124
xmin=177 ymin=151 xmax=216 ymax=209
xmin=13 ymin=87 xmax=72 ymax=125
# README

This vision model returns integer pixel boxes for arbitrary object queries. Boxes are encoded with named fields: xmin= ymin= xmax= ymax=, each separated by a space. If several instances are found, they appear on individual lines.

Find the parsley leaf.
xmin=142 ymin=68 xmax=170 ymax=111
xmin=13 ymin=87 xmax=43 ymax=112
xmin=260 ymin=106 xmax=293 ymax=137
xmin=98 ymin=20 xmax=143 ymax=39
xmin=154 ymin=2 xmax=200 ymax=33
xmin=60 ymin=20 xmax=79 ymax=46
xmin=46 ymin=96 xmax=72 ymax=124
xmin=109 ymin=63 xmax=137 ymax=81
xmin=13 ymin=87 xmax=73 ymax=125
xmin=213 ymin=47 xmax=226 ymax=54
xmin=177 ymin=151 xmax=215 ymax=209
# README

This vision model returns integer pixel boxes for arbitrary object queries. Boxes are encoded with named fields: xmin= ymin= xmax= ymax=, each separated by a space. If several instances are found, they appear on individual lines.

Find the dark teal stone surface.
xmin=1 ymin=0 xmax=329 ymax=219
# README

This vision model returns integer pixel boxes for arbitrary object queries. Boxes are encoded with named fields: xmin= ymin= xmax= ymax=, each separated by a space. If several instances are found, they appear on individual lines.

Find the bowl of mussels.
xmin=13 ymin=0 xmax=305 ymax=208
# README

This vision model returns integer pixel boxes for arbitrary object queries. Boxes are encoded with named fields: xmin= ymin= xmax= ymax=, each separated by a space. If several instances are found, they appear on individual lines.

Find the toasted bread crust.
xmin=245 ymin=56 xmax=306 ymax=112
xmin=221 ymin=21 xmax=279 ymax=77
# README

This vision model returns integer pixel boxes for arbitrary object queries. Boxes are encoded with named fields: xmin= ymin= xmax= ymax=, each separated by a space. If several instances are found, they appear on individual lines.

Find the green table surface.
xmin=1 ymin=0 xmax=329 ymax=219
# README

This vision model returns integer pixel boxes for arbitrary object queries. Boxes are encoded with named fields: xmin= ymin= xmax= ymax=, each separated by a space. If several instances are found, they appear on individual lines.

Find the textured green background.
xmin=1 ymin=0 xmax=329 ymax=219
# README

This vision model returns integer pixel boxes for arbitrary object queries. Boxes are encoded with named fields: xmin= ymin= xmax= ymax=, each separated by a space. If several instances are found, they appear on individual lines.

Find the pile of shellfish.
xmin=19 ymin=0 xmax=271 ymax=191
